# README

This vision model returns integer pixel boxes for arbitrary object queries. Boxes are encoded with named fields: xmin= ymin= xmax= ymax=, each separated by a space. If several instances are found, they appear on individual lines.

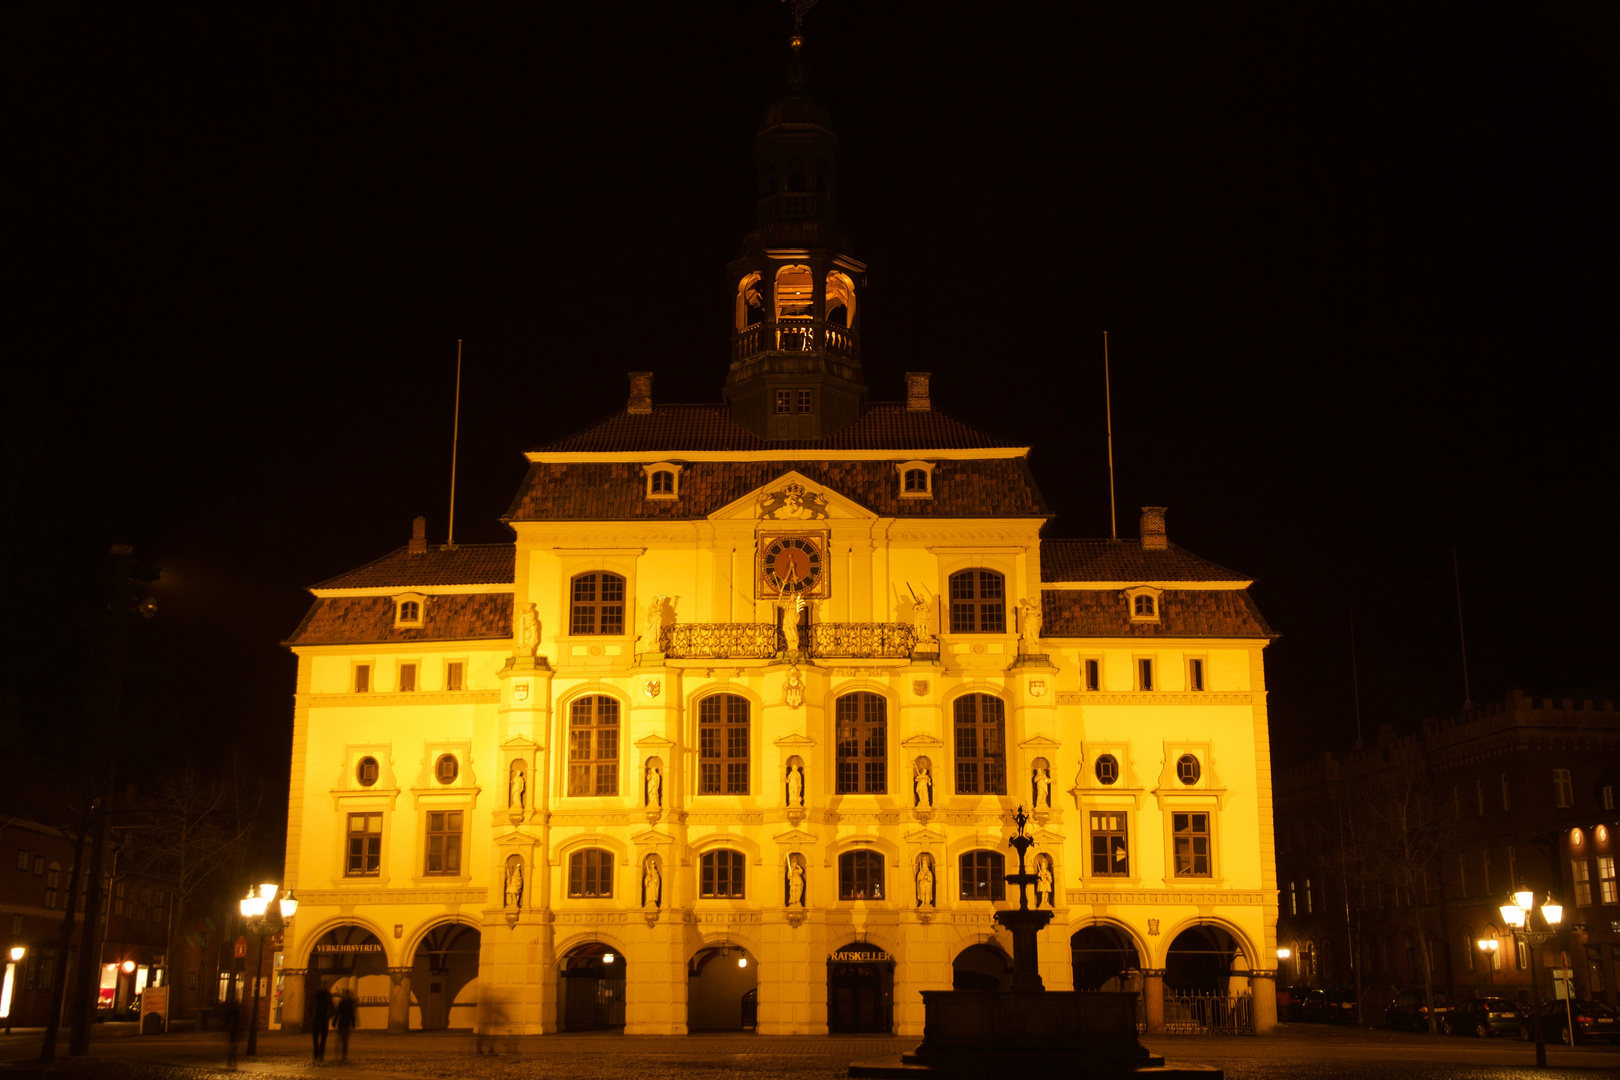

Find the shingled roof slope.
xmin=531 ymin=403 xmax=1021 ymax=454
xmin=285 ymin=593 xmax=513 ymax=646
xmin=313 ymin=544 xmax=515 ymax=590
xmin=1040 ymin=540 xmax=1247 ymax=583
xmin=1041 ymin=589 xmax=1276 ymax=639
xmin=504 ymin=458 xmax=1049 ymax=521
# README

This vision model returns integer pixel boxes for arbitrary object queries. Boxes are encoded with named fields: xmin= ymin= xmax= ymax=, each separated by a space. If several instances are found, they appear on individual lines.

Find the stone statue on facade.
xmin=1033 ymin=766 xmax=1051 ymax=808
xmin=911 ymin=594 xmax=933 ymax=643
xmin=786 ymin=858 xmax=806 ymax=907
xmin=914 ymin=764 xmax=933 ymax=808
xmin=504 ymin=858 xmax=524 ymax=908
xmin=508 ymin=761 xmax=526 ymax=810
xmin=1035 ymin=854 xmax=1054 ymax=909
xmin=916 ymin=855 xmax=935 ymax=908
xmin=1019 ymin=596 xmax=1042 ymax=648
xmin=515 ymin=601 xmax=540 ymax=658
xmin=645 ymin=595 xmax=671 ymax=650
xmin=780 ymin=594 xmax=805 ymax=653
xmin=645 ymin=764 xmax=663 ymax=808
xmin=643 ymin=856 xmax=661 ymax=909
xmin=786 ymin=764 xmax=804 ymax=807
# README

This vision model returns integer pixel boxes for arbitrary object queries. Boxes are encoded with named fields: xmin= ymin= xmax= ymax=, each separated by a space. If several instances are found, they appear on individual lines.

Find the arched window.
xmin=949 ymin=570 xmax=1005 ymax=633
xmin=568 ymin=849 xmax=614 ymax=898
xmin=1461 ymin=927 xmax=1475 ymax=972
xmin=736 ymin=271 xmax=763 ymax=330
xmin=698 ymin=694 xmax=749 ymax=794
xmin=838 ymin=850 xmax=884 ymax=901
xmin=835 ymin=692 xmax=887 ymax=794
xmin=700 ymin=850 xmax=746 ymax=898
xmin=568 ymin=695 xmax=620 ymax=796
xmin=1134 ymin=595 xmax=1155 ymax=617
xmin=570 ymin=572 xmax=625 ymax=635
xmin=959 ymin=851 xmax=1005 ymax=901
xmin=398 ymin=600 xmax=420 ymax=623
xmin=825 ymin=271 xmax=856 ymax=328
xmin=650 ymin=470 xmax=675 ymax=495
xmin=953 ymin=694 xmax=1006 ymax=795
xmin=775 ymin=264 xmax=814 ymax=321
xmin=903 ymin=469 xmax=928 ymax=493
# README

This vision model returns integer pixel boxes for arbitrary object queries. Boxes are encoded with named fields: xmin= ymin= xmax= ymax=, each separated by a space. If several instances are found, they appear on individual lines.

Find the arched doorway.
xmin=1165 ymin=925 xmax=1244 ymax=995
xmin=1072 ymin=925 xmax=1142 ymax=991
xmin=952 ymin=943 xmax=1013 ymax=991
xmin=306 ymin=926 xmax=389 ymax=1030
xmin=558 ymin=942 xmax=625 ymax=1032
xmin=827 ymin=941 xmax=893 ymax=1033
xmin=687 ymin=944 xmax=758 ymax=1031
xmin=409 ymin=924 xmax=480 ymax=1030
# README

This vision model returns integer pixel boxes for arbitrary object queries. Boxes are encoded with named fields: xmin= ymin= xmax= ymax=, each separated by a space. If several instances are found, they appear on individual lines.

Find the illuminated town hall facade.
xmin=278 ymin=54 xmax=1282 ymax=1038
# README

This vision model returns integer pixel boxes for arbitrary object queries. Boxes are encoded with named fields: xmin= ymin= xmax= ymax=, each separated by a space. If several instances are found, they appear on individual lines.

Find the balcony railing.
xmin=660 ymin=622 xmax=917 ymax=660
xmin=731 ymin=319 xmax=860 ymax=363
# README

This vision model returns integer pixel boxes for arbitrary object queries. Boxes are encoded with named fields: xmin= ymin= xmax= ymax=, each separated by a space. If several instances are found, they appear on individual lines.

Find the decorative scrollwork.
xmin=807 ymin=622 xmax=917 ymax=659
xmin=663 ymin=623 xmax=778 ymax=659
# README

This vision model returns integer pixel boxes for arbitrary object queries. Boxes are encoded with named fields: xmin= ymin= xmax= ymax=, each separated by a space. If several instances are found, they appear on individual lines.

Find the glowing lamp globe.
xmin=9 ymin=946 xmax=24 ymax=962
xmin=1500 ymin=903 xmax=1525 ymax=928
xmin=1514 ymin=887 xmax=1535 ymax=912
xmin=1542 ymin=897 xmax=1562 ymax=925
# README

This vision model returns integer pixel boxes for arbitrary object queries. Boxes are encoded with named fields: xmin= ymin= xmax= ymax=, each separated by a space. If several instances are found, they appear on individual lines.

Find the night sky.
xmin=7 ymin=3 xmax=1616 ymax=841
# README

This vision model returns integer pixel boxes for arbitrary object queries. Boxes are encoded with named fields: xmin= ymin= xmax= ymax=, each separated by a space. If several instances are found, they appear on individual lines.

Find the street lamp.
xmin=239 ymin=882 xmax=298 ymax=1057
xmin=1500 ymin=888 xmax=1562 ymax=1067
xmin=3 ymin=946 xmax=24 ymax=1035
xmin=1477 ymin=937 xmax=1497 ymax=986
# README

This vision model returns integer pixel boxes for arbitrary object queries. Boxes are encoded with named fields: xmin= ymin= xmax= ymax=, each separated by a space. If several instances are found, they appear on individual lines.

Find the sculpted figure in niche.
xmin=504 ymin=857 xmax=524 ymax=908
xmin=508 ymin=761 xmax=526 ymax=810
xmin=1019 ymin=596 xmax=1042 ymax=646
xmin=1035 ymin=854 xmax=1054 ymax=908
xmin=515 ymin=602 xmax=540 ymax=658
xmin=786 ymin=858 xmax=806 ymax=907
xmin=786 ymin=764 xmax=804 ymax=807
xmin=1033 ymin=767 xmax=1051 ymax=808
xmin=645 ymin=764 xmax=663 ymax=808
xmin=642 ymin=856 xmax=661 ymax=908
xmin=916 ymin=855 xmax=935 ymax=908
xmin=913 ymin=763 xmax=932 ymax=808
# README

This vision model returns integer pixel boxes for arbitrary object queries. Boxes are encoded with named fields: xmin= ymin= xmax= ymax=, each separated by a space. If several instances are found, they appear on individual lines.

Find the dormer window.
xmin=775 ymin=389 xmax=812 ymax=414
xmin=896 ymin=460 xmax=935 ymax=500
xmin=395 ymin=596 xmax=424 ymax=627
xmin=642 ymin=462 xmax=683 ymax=500
xmin=1125 ymin=586 xmax=1164 ymax=623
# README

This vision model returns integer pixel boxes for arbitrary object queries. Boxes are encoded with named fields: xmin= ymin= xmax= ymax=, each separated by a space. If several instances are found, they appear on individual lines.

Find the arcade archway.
xmin=687 ymin=944 xmax=758 ymax=1031
xmin=306 ymin=926 xmax=389 ymax=1030
xmin=827 ymin=941 xmax=892 ymax=1033
xmin=1072 ymin=925 xmax=1142 ymax=991
xmin=558 ymin=942 xmax=626 ymax=1031
xmin=1164 ymin=925 xmax=1245 ymax=994
xmin=409 ymin=924 xmax=480 ymax=1030
xmin=952 ymin=943 xmax=1013 ymax=991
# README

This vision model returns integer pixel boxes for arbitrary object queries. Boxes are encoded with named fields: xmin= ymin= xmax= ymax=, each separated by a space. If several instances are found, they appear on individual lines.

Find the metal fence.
xmin=1161 ymin=991 xmax=1255 ymax=1035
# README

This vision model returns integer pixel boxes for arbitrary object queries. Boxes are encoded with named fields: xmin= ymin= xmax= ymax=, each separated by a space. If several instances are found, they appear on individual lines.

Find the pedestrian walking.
xmin=335 ymin=989 xmax=356 ymax=1060
xmin=224 ymin=994 xmax=242 ymax=1067
xmin=310 ymin=984 xmax=333 ymax=1060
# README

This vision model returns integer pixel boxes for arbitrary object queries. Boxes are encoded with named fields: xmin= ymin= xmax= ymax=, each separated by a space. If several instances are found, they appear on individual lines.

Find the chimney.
xmin=627 ymin=371 xmax=654 ymax=415
xmin=905 ymin=371 xmax=932 ymax=411
xmin=409 ymin=516 xmax=427 ymax=554
xmin=1139 ymin=506 xmax=1168 ymax=551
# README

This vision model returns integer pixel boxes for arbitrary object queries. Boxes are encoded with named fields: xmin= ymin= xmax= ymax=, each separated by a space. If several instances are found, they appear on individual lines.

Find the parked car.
xmin=1445 ymin=997 xmax=1523 ymax=1037
xmin=1301 ymin=988 xmax=1358 ymax=1024
xmin=1276 ymin=985 xmax=1313 ymax=1022
xmin=1521 ymin=999 xmax=1620 ymax=1045
xmin=1385 ymin=990 xmax=1454 ymax=1031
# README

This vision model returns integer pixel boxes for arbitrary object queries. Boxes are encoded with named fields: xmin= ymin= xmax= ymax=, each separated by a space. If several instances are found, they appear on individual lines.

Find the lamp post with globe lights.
xmin=1476 ymin=936 xmax=1497 ymax=987
xmin=1500 ymin=887 xmax=1561 ymax=1067
xmin=239 ymin=883 xmax=297 ymax=1057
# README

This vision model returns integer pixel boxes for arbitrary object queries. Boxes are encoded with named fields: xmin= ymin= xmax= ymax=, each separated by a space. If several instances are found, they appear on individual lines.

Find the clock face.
xmin=761 ymin=535 xmax=825 ymax=595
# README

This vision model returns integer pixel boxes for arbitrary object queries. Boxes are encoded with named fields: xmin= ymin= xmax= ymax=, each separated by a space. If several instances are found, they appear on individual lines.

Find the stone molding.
xmin=301 ymin=691 xmax=501 ymax=708
xmin=297 ymin=887 xmax=486 ymax=905
xmin=1064 ymin=889 xmax=1270 ymax=905
xmin=1054 ymin=692 xmax=1252 ymax=707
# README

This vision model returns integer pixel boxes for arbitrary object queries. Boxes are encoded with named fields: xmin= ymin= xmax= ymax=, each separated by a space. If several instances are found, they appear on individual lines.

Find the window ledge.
xmin=412 ymin=874 xmax=473 ymax=887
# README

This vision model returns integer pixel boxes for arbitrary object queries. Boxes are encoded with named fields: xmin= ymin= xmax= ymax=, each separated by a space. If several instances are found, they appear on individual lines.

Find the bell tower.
xmin=724 ymin=23 xmax=867 ymax=441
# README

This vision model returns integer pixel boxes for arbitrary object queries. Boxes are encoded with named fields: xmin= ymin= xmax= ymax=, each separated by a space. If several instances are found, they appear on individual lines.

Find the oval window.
xmin=1176 ymin=754 xmax=1201 ymax=785
xmin=1094 ymin=754 xmax=1119 ymax=785
xmin=356 ymin=756 xmax=379 ymax=787
xmin=436 ymin=754 xmax=459 ymax=785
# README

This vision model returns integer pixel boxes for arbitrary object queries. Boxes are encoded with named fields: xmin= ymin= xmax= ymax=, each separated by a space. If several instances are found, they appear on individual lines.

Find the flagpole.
xmin=447 ymin=339 xmax=462 ymax=549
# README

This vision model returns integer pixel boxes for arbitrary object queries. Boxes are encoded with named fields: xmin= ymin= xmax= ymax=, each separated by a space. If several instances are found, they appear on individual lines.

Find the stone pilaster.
xmin=386 ymin=968 xmax=412 ymax=1033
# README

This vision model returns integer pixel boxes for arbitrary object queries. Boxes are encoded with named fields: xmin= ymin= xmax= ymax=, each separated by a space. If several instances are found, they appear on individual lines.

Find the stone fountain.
xmin=849 ymin=807 xmax=1219 ymax=1080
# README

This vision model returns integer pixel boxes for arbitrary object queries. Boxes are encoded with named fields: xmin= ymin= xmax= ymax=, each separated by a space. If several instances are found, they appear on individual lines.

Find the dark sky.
xmin=7 ymin=1 xmax=1617 ymax=825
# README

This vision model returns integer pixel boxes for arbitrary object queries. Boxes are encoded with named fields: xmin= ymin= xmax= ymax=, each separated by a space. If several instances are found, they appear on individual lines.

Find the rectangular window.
xmin=14 ymin=849 xmax=27 ymax=871
xmin=354 ymin=664 xmax=371 ymax=693
xmin=568 ymin=850 xmax=614 ymax=898
xmin=1605 ymin=785 xmax=1616 ymax=811
xmin=1090 ymin=812 xmax=1129 ymax=876
xmin=398 ymin=663 xmax=417 ymax=692
xmin=38 ymin=947 xmax=55 ymax=991
xmin=1516 ymin=939 xmax=1529 ymax=971
xmin=1172 ymin=812 xmax=1211 ymax=877
xmin=1458 ymin=854 xmax=1468 ymax=898
xmin=1482 ymin=849 xmax=1491 ymax=896
xmin=700 ymin=851 xmax=745 ymax=899
xmin=345 ymin=813 xmax=382 ymax=877
xmin=953 ymin=695 xmax=1006 ymax=795
xmin=114 ymin=881 xmax=126 ymax=917
xmin=835 ymin=693 xmax=887 ymax=794
xmin=425 ymin=811 xmax=462 ymax=875
xmin=1500 ymin=773 xmax=1510 ymax=811
xmin=1187 ymin=658 xmax=1205 ymax=691
xmin=958 ymin=851 xmax=1006 ymax=900
xmin=32 ymin=856 xmax=43 ymax=876
xmin=1573 ymin=859 xmax=1593 ymax=906
xmin=698 ymin=694 xmax=750 ymax=795
xmin=1305 ymin=879 xmax=1314 ymax=914
xmin=1475 ymin=778 xmax=1485 ymax=816
xmin=567 ymin=696 xmax=620 ymax=797
xmin=775 ymin=389 xmax=792 ymax=413
xmin=796 ymin=388 xmax=812 ymax=413
xmin=1137 ymin=658 xmax=1154 ymax=691
xmin=1554 ymin=769 xmax=1574 ymax=808
xmin=1599 ymin=857 xmax=1618 ymax=904
xmin=1084 ymin=659 xmax=1100 ymax=692
xmin=187 ymin=970 xmax=198 ymax=990
xmin=1288 ymin=880 xmax=1297 ymax=915
xmin=445 ymin=662 xmax=464 ymax=692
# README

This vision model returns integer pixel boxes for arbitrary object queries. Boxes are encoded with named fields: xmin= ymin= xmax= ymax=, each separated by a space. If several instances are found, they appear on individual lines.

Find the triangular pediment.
xmin=902 ymin=825 xmax=948 ymax=845
xmin=630 ymin=828 xmax=674 ymax=847
xmin=900 ymin=733 xmax=945 ymax=749
xmin=634 ymin=733 xmax=676 ymax=750
xmin=773 ymin=732 xmax=817 ymax=748
xmin=772 ymin=827 xmax=819 ymax=845
xmin=709 ymin=470 xmax=879 ymax=523
xmin=1019 ymin=734 xmax=1062 ymax=752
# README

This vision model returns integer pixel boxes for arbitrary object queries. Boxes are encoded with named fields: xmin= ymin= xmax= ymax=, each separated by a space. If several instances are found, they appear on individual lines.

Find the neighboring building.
xmin=1275 ymin=692 xmax=1620 ymax=1010
xmin=276 ymin=38 xmax=1282 ymax=1038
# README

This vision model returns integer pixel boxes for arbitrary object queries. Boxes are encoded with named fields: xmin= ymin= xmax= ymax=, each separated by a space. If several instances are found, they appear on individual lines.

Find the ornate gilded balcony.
xmin=660 ymin=622 xmax=917 ymax=660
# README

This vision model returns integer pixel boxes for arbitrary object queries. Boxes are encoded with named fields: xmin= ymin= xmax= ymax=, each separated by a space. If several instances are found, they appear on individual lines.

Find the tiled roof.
xmin=285 ymin=593 xmax=514 ymax=646
xmin=1040 ymin=540 xmax=1247 ymax=583
xmin=313 ymin=544 xmax=515 ymax=590
xmin=531 ymin=403 xmax=1022 ymax=454
xmin=1041 ymin=589 xmax=1276 ymax=639
xmin=504 ymin=458 xmax=1049 ymax=521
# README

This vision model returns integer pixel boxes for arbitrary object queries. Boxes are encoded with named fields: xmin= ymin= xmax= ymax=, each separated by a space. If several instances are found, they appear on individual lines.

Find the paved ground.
xmin=2 ymin=1023 xmax=1617 ymax=1080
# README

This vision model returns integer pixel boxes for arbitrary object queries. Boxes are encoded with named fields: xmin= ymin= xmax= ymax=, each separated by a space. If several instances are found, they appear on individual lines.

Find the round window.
xmin=1094 ymin=754 xmax=1119 ymax=785
xmin=436 ymin=754 xmax=459 ymax=784
xmin=356 ymin=756 xmax=379 ymax=787
xmin=1176 ymin=754 xmax=1201 ymax=785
